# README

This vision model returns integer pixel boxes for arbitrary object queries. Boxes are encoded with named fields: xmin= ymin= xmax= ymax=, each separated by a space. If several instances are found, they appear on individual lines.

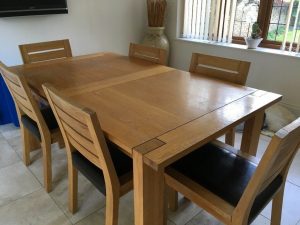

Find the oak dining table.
xmin=10 ymin=52 xmax=282 ymax=225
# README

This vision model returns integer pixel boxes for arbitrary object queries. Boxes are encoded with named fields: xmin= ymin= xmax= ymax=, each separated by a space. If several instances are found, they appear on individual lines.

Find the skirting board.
xmin=280 ymin=102 xmax=300 ymax=116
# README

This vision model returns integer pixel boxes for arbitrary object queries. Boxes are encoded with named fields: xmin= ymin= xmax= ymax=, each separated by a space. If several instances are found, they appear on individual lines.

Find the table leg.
xmin=240 ymin=110 xmax=265 ymax=156
xmin=133 ymin=150 xmax=167 ymax=225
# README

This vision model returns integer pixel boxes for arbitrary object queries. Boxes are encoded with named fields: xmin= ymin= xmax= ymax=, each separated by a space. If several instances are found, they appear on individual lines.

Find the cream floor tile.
xmin=287 ymin=150 xmax=300 ymax=187
xmin=26 ymin=145 xmax=106 ymax=224
xmin=186 ymin=211 xmax=270 ymax=225
xmin=0 ymin=161 xmax=41 ymax=207
xmin=168 ymin=195 xmax=202 ymax=225
xmin=76 ymin=209 xmax=175 ymax=225
xmin=168 ymin=220 xmax=176 ymax=225
xmin=0 ymin=189 xmax=71 ymax=225
xmin=0 ymin=136 xmax=20 ymax=169
xmin=75 ymin=211 xmax=175 ymax=225
xmin=251 ymin=215 xmax=271 ymax=225
xmin=0 ymin=124 xmax=20 ymax=140
xmin=76 ymin=191 xmax=134 ymax=225
xmin=60 ymin=178 xmax=106 ymax=224
xmin=5 ymin=130 xmax=42 ymax=162
xmin=75 ymin=210 xmax=104 ymax=225
xmin=75 ymin=190 xmax=178 ymax=225
xmin=261 ymin=181 xmax=300 ymax=225
xmin=4 ymin=132 xmax=23 ymax=156
xmin=0 ymin=124 xmax=15 ymax=133
xmin=28 ymin=144 xmax=67 ymax=186
xmin=255 ymin=135 xmax=271 ymax=159
xmin=100 ymin=191 xmax=134 ymax=225
xmin=185 ymin=210 xmax=222 ymax=225
xmin=49 ymin=172 xmax=105 ymax=225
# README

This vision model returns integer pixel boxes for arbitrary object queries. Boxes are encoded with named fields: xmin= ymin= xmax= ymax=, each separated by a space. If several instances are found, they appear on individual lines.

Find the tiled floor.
xmin=0 ymin=123 xmax=300 ymax=225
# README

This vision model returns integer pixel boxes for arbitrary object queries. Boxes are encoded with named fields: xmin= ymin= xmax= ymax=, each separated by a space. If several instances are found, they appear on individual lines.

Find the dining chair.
xmin=0 ymin=62 xmax=62 ymax=193
xmin=42 ymin=84 xmax=133 ymax=225
xmin=129 ymin=43 xmax=167 ymax=65
xmin=190 ymin=53 xmax=251 ymax=146
xmin=19 ymin=39 xmax=72 ymax=64
xmin=165 ymin=118 xmax=300 ymax=225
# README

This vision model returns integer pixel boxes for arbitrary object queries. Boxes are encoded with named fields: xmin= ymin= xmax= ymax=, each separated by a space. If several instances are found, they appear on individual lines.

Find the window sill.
xmin=176 ymin=38 xmax=300 ymax=59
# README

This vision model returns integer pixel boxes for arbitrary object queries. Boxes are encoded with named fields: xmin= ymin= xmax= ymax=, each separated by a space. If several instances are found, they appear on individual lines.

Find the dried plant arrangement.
xmin=147 ymin=0 xmax=167 ymax=27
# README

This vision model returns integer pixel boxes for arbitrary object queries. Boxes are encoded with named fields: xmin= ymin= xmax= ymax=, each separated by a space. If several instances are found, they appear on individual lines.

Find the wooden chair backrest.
xmin=42 ymin=84 xmax=119 ymax=184
xmin=129 ymin=43 xmax=167 ymax=65
xmin=19 ymin=39 xmax=72 ymax=64
xmin=235 ymin=118 xmax=300 ymax=223
xmin=189 ymin=53 xmax=251 ymax=85
xmin=0 ymin=62 xmax=42 ymax=124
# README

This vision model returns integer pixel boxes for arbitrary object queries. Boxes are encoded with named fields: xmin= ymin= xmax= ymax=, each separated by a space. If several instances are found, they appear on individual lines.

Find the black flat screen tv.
xmin=0 ymin=0 xmax=68 ymax=18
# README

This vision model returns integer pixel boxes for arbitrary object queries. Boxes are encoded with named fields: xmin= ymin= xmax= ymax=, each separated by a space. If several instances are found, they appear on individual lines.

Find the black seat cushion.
xmin=72 ymin=141 xmax=132 ymax=195
xmin=21 ymin=106 xmax=59 ymax=141
xmin=169 ymin=142 xmax=283 ymax=224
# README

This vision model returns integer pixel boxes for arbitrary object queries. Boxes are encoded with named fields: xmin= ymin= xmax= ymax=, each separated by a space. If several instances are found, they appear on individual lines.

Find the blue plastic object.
xmin=0 ymin=75 xmax=19 ymax=127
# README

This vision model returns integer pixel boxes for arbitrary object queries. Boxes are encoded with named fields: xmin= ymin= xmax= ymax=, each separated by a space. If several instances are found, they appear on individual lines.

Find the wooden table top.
xmin=11 ymin=53 xmax=282 ymax=169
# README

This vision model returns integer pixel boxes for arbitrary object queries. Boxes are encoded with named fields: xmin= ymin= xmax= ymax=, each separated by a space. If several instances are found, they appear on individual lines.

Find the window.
xmin=233 ymin=0 xmax=260 ymax=38
xmin=181 ymin=0 xmax=300 ymax=52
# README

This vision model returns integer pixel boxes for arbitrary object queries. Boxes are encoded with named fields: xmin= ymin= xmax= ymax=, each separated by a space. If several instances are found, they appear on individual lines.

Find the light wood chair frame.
xmin=129 ymin=43 xmax=167 ymax=65
xmin=19 ymin=39 xmax=72 ymax=64
xmin=166 ymin=118 xmax=300 ymax=225
xmin=190 ymin=53 xmax=251 ymax=146
xmin=43 ymin=84 xmax=133 ymax=225
xmin=0 ymin=62 xmax=62 ymax=192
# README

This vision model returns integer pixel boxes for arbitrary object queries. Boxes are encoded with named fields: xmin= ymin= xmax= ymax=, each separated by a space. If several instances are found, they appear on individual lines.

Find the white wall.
xmin=0 ymin=0 xmax=147 ymax=66
xmin=165 ymin=0 xmax=300 ymax=115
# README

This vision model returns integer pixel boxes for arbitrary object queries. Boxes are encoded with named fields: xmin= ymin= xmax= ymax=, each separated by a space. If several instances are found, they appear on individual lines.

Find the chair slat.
xmin=48 ymin=89 xmax=87 ymax=123
xmin=12 ymin=90 xmax=33 ymax=112
xmin=7 ymin=82 xmax=27 ymax=98
xmin=129 ymin=43 xmax=167 ymax=65
xmin=23 ymin=40 xmax=70 ymax=52
xmin=55 ymin=106 xmax=92 ymax=141
xmin=62 ymin=120 xmax=97 ymax=157
xmin=68 ymin=134 xmax=101 ymax=169
xmin=19 ymin=39 xmax=72 ymax=64
xmin=15 ymin=98 xmax=35 ymax=119
xmin=194 ymin=66 xmax=239 ymax=84
xmin=28 ymin=49 xmax=69 ymax=63
xmin=196 ymin=54 xmax=241 ymax=72
xmin=0 ymin=62 xmax=37 ymax=119
xmin=1 ymin=72 xmax=20 ymax=85
xmin=189 ymin=53 xmax=250 ymax=85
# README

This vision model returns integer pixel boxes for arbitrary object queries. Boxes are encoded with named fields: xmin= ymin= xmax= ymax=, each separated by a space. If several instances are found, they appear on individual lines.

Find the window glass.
xmin=233 ymin=0 xmax=260 ymax=37
xmin=266 ymin=0 xmax=299 ymax=42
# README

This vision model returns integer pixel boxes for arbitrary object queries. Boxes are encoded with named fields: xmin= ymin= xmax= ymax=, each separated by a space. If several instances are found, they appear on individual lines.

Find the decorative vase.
xmin=244 ymin=37 xmax=263 ymax=49
xmin=142 ymin=26 xmax=170 ymax=58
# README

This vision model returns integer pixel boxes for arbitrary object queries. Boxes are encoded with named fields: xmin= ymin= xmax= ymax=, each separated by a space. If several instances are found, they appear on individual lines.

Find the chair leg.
xmin=225 ymin=127 xmax=235 ymax=146
xmin=21 ymin=125 xmax=31 ymax=166
xmin=167 ymin=186 xmax=178 ymax=211
xmin=41 ymin=139 xmax=52 ymax=193
xmin=271 ymin=187 xmax=285 ymax=225
xmin=105 ymin=190 xmax=119 ymax=225
xmin=68 ymin=162 xmax=78 ymax=214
